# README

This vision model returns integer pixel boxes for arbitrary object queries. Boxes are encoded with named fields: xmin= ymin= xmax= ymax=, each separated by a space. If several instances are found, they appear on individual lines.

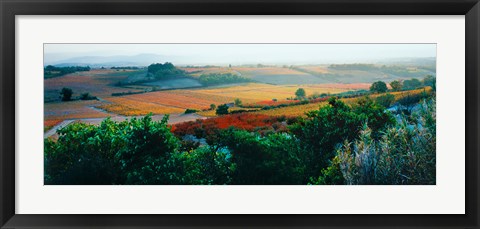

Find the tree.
xmin=210 ymin=104 xmax=216 ymax=110
xmin=60 ymin=87 xmax=73 ymax=101
xmin=198 ymin=73 xmax=251 ymax=86
xmin=403 ymin=78 xmax=422 ymax=89
xmin=216 ymin=104 xmax=229 ymax=115
xmin=423 ymin=75 xmax=436 ymax=90
xmin=234 ymin=98 xmax=242 ymax=107
xmin=212 ymin=128 xmax=304 ymax=185
xmin=390 ymin=80 xmax=403 ymax=91
xmin=291 ymin=96 xmax=395 ymax=180
xmin=295 ymin=88 xmax=306 ymax=98
xmin=45 ymin=115 xmax=179 ymax=185
xmin=147 ymin=62 xmax=184 ymax=80
xmin=370 ymin=81 xmax=387 ymax=93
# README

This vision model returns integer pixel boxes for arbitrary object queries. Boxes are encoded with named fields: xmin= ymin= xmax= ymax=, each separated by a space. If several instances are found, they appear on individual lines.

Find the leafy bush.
xmin=423 ymin=75 xmax=436 ymax=91
xmin=291 ymin=97 xmax=395 ymax=179
xmin=375 ymin=93 xmax=395 ymax=108
xmin=147 ymin=62 xmax=184 ymax=79
xmin=295 ymin=88 xmax=306 ymax=98
xmin=336 ymin=98 xmax=436 ymax=185
xmin=216 ymin=104 xmax=229 ymax=115
xmin=45 ymin=115 xmax=179 ymax=185
xmin=390 ymin=80 xmax=403 ymax=91
xmin=234 ymin=98 xmax=243 ymax=107
xmin=370 ymin=81 xmax=388 ymax=93
xmin=212 ymin=128 xmax=304 ymax=185
xmin=60 ymin=87 xmax=73 ymax=101
xmin=80 ymin=92 xmax=97 ymax=100
xmin=403 ymin=78 xmax=422 ymax=89
xmin=184 ymin=109 xmax=198 ymax=114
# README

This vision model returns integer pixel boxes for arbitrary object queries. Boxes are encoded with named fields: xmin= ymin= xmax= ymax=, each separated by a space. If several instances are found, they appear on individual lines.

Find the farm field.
xmin=232 ymin=66 xmax=329 ymax=85
xmin=44 ymin=66 xmax=431 ymax=132
xmin=92 ymin=82 xmax=352 ymax=117
xmin=193 ymin=83 xmax=349 ymax=102
xmin=180 ymin=67 xmax=238 ymax=77
xmin=44 ymin=100 xmax=111 ymax=120
xmin=44 ymin=69 xmax=145 ymax=102
xmin=252 ymin=87 xmax=432 ymax=117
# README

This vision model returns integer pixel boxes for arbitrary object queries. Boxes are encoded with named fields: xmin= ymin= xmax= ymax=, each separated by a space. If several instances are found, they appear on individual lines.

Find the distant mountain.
xmin=376 ymin=57 xmax=436 ymax=66
xmin=45 ymin=53 xmax=177 ymax=67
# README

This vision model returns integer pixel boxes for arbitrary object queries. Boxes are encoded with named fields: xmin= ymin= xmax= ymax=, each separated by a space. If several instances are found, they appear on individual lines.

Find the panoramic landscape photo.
xmin=44 ymin=44 xmax=436 ymax=185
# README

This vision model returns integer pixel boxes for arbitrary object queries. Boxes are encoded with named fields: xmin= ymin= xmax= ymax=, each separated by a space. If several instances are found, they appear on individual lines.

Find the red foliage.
xmin=172 ymin=113 xmax=288 ymax=137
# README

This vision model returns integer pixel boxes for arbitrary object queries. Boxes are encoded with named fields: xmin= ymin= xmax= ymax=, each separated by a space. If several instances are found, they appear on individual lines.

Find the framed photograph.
xmin=1 ymin=0 xmax=479 ymax=228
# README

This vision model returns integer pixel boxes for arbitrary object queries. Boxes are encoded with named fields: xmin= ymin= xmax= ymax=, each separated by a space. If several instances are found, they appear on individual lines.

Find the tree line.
xmin=44 ymin=65 xmax=91 ymax=78
xmin=198 ymin=73 xmax=252 ymax=86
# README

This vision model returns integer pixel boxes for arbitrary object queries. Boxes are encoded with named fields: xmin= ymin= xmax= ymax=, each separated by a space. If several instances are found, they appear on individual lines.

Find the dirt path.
xmin=44 ymin=120 xmax=75 ymax=139
xmin=44 ymin=113 xmax=207 ymax=139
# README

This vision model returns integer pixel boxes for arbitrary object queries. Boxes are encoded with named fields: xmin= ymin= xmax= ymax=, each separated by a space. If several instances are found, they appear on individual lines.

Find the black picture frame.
xmin=1 ymin=0 xmax=479 ymax=228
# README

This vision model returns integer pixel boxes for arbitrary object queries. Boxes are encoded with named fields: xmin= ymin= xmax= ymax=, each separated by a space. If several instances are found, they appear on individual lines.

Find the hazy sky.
xmin=44 ymin=44 xmax=436 ymax=65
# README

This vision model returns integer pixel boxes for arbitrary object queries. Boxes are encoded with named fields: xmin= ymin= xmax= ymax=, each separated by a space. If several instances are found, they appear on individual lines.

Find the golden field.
xmin=94 ymin=83 xmax=351 ymax=116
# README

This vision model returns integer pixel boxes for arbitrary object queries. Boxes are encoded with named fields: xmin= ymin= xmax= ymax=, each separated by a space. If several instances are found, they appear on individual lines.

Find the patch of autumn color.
xmin=44 ymin=119 xmax=63 ymax=132
xmin=172 ymin=113 xmax=289 ymax=137
xmin=195 ymin=83 xmax=347 ymax=103
xmin=254 ymin=103 xmax=327 ymax=117
xmin=296 ymin=65 xmax=330 ymax=74
xmin=44 ymin=100 xmax=111 ymax=120
xmin=100 ymin=97 xmax=184 ymax=116
xmin=118 ymin=91 xmax=221 ymax=110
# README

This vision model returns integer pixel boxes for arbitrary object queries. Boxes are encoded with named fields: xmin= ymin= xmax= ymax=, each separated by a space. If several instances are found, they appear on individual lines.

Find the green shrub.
xmin=336 ymin=98 xmax=436 ymax=185
xmin=44 ymin=115 xmax=179 ymax=185
xmin=60 ymin=87 xmax=73 ymax=101
xmin=80 ymin=92 xmax=97 ymax=100
xmin=216 ymin=104 xmax=229 ymax=115
xmin=370 ymin=81 xmax=388 ymax=93
xmin=184 ymin=109 xmax=198 ymax=114
xmin=291 ymin=96 xmax=395 ymax=179
xmin=375 ymin=93 xmax=395 ymax=108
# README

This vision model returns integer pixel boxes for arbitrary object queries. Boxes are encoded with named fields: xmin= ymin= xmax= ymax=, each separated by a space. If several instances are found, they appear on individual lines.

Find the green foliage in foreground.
xmin=375 ymin=93 xmax=395 ymax=108
xmin=45 ymin=95 xmax=435 ymax=185
xmin=337 ymin=98 xmax=435 ymax=184
xmin=291 ymin=97 xmax=396 ymax=181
